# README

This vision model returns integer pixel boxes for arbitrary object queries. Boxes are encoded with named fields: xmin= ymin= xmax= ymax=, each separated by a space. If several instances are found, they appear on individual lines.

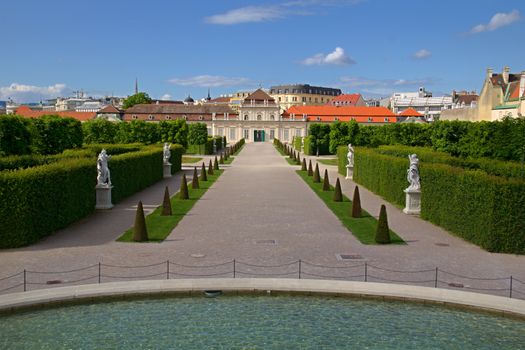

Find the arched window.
xmin=165 ymin=115 xmax=171 ymax=120
xmin=148 ymin=115 xmax=155 ymax=120
xmin=244 ymin=115 xmax=249 ymax=120
xmin=132 ymin=115 xmax=138 ymax=120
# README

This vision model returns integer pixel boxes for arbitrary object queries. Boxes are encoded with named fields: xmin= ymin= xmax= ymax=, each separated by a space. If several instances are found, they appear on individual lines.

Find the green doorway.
xmin=254 ymin=130 xmax=265 ymax=142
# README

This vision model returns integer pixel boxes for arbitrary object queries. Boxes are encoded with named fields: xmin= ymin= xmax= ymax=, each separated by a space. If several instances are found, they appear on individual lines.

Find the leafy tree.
xmin=188 ymin=123 xmax=208 ymax=145
xmin=30 ymin=115 xmax=83 ymax=154
xmin=122 ymin=92 xmax=152 ymax=109
xmin=158 ymin=120 xmax=188 ymax=147
xmin=115 ymin=120 xmax=159 ymax=144
xmin=0 ymin=115 xmax=31 ymax=156
xmin=308 ymin=123 xmax=331 ymax=155
xmin=329 ymin=121 xmax=349 ymax=154
xmin=82 ymin=119 xmax=118 ymax=144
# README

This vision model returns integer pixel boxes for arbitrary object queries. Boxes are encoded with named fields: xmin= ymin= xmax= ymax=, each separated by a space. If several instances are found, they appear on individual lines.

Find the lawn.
xmin=182 ymin=156 xmax=203 ymax=163
xmin=118 ymin=170 xmax=223 ymax=242
xmin=274 ymin=145 xmax=301 ymax=165
xmin=317 ymin=158 xmax=338 ymax=166
xmin=296 ymin=170 xmax=404 ymax=245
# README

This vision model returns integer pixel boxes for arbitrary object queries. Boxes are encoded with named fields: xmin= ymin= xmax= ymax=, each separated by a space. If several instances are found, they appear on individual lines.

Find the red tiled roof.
xmin=283 ymin=105 xmax=396 ymax=123
xmin=15 ymin=106 xmax=96 ymax=121
xmin=207 ymin=96 xmax=231 ymax=103
xmin=398 ymin=108 xmax=422 ymax=117
xmin=508 ymin=81 xmax=524 ymax=100
xmin=328 ymin=93 xmax=362 ymax=105
xmin=244 ymin=89 xmax=274 ymax=102
xmin=98 ymin=105 xmax=122 ymax=114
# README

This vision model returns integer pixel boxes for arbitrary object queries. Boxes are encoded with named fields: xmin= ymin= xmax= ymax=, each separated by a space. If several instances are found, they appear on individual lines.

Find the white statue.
xmin=406 ymin=154 xmax=420 ymax=191
xmin=97 ymin=149 xmax=111 ymax=186
xmin=347 ymin=144 xmax=354 ymax=167
xmin=163 ymin=143 xmax=171 ymax=164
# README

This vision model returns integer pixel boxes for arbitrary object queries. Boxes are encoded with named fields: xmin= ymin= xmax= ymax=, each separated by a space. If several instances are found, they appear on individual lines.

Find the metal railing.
xmin=1 ymin=260 xmax=523 ymax=300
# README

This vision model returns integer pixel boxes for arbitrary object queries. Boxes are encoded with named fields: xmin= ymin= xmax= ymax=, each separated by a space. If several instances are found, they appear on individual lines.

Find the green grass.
xmin=274 ymin=145 xmax=301 ymax=165
xmin=296 ymin=170 xmax=404 ymax=245
xmin=182 ymin=156 xmax=203 ymax=163
xmin=117 ymin=170 xmax=223 ymax=242
xmin=317 ymin=158 xmax=338 ymax=166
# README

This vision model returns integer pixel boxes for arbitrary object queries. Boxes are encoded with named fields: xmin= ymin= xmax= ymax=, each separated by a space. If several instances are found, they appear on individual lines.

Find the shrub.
xmin=161 ymin=187 xmax=172 ymax=216
xmin=301 ymin=158 xmax=307 ymax=171
xmin=308 ymin=159 xmax=313 ymax=176
xmin=323 ymin=169 xmax=330 ymax=191
xmin=0 ymin=115 xmax=32 ymax=156
xmin=333 ymin=178 xmax=342 ymax=202
xmin=337 ymin=145 xmax=348 ymax=176
xmin=179 ymin=174 xmax=189 ymax=199
xmin=192 ymin=167 xmax=200 ymax=189
xmin=214 ymin=156 xmax=219 ymax=170
xmin=30 ymin=115 xmax=83 ymax=155
xmin=133 ymin=201 xmax=149 ymax=241
xmin=308 ymin=124 xmax=331 ymax=155
xmin=313 ymin=163 xmax=321 ymax=183
xmin=158 ymin=120 xmax=188 ymax=147
xmin=188 ymin=123 xmax=208 ymax=146
xmin=82 ymin=119 xmax=118 ymax=144
xmin=375 ymin=204 xmax=391 ymax=244
xmin=208 ymin=159 xmax=214 ymax=175
xmin=200 ymin=162 xmax=207 ymax=181
xmin=351 ymin=186 xmax=362 ymax=218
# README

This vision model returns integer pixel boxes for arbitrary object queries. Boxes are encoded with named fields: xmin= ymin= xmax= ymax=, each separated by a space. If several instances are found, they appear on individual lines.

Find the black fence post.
xmin=434 ymin=267 xmax=438 ymax=288
xmin=23 ymin=269 xmax=26 ymax=292
xmin=233 ymin=259 xmax=236 ymax=278
xmin=98 ymin=263 xmax=101 ymax=284
xmin=167 ymin=260 xmax=170 ymax=280
xmin=298 ymin=260 xmax=302 ymax=279
xmin=364 ymin=262 xmax=367 ymax=282
xmin=510 ymin=276 xmax=513 ymax=298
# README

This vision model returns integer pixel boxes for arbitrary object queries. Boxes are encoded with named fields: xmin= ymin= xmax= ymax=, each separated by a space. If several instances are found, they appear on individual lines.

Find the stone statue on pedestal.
xmin=347 ymin=144 xmax=354 ymax=167
xmin=163 ymin=143 xmax=171 ymax=164
xmin=96 ymin=149 xmax=111 ymax=186
xmin=406 ymin=154 xmax=420 ymax=191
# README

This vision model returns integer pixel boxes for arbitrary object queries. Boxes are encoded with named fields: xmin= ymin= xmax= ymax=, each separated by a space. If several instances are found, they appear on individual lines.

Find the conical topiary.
xmin=208 ymin=159 xmax=214 ymax=175
xmin=322 ymin=169 xmax=330 ymax=191
xmin=161 ymin=186 xmax=172 ymax=216
xmin=133 ymin=201 xmax=148 ymax=242
xmin=219 ymin=154 xmax=224 ymax=164
xmin=301 ymin=158 xmax=307 ymax=171
xmin=333 ymin=178 xmax=343 ymax=202
xmin=375 ymin=204 xmax=391 ymax=244
xmin=351 ymin=186 xmax=362 ymax=218
xmin=200 ymin=162 xmax=208 ymax=181
xmin=192 ymin=166 xmax=200 ymax=189
xmin=313 ymin=163 xmax=321 ymax=183
xmin=296 ymin=153 xmax=301 ymax=165
xmin=308 ymin=159 xmax=313 ymax=176
xmin=179 ymin=174 xmax=189 ymax=199
xmin=214 ymin=156 xmax=219 ymax=170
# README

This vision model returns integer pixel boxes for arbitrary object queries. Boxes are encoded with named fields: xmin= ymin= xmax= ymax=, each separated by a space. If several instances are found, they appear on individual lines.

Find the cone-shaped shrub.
xmin=200 ymin=162 xmax=208 ymax=181
xmin=301 ymin=158 xmax=307 ymax=171
xmin=333 ymin=178 xmax=343 ymax=202
xmin=296 ymin=154 xmax=301 ymax=165
xmin=214 ymin=156 xmax=219 ymax=170
xmin=313 ymin=163 xmax=321 ymax=183
xmin=179 ymin=174 xmax=189 ymax=199
xmin=219 ymin=154 xmax=224 ymax=164
xmin=308 ymin=159 xmax=313 ymax=176
xmin=192 ymin=167 xmax=200 ymax=189
xmin=375 ymin=204 xmax=391 ymax=244
xmin=208 ymin=159 xmax=214 ymax=175
xmin=322 ymin=169 xmax=330 ymax=191
xmin=133 ymin=201 xmax=148 ymax=242
xmin=161 ymin=186 xmax=172 ymax=216
xmin=351 ymin=186 xmax=362 ymax=218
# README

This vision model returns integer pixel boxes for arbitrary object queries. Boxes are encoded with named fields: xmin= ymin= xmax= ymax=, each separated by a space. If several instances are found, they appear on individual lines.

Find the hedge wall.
xmin=187 ymin=136 xmax=223 ymax=155
xmin=337 ymin=146 xmax=525 ymax=253
xmin=0 ymin=143 xmax=184 ymax=248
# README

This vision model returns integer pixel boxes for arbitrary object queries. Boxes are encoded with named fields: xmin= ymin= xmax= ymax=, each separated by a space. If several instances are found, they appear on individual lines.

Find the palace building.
xmin=269 ymin=84 xmax=342 ymax=112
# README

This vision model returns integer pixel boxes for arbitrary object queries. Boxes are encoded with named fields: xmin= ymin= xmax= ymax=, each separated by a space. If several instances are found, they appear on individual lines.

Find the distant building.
xmin=15 ymin=106 xmax=96 ymax=122
xmin=451 ymin=90 xmax=478 ymax=109
xmin=96 ymin=105 xmax=123 ymax=122
xmin=283 ymin=105 xmax=397 ymax=124
xmin=386 ymin=87 xmax=452 ymax=121
xmin=397 ymin=108 xmax=426 ymax=123
xmin=441 ymin=67 xmax=525 ymax=121
xmin=327 ymin=94 xmax=366 ymax=107
xmin=269 ymin=84 xmax=342 ymax=112
xmin=76 ymin=101 xmax=108 ymax=112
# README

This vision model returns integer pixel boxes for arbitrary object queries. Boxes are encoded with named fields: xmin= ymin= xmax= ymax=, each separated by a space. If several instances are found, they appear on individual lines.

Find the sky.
xmin=0 ymin=0 xmax=524 ymax=103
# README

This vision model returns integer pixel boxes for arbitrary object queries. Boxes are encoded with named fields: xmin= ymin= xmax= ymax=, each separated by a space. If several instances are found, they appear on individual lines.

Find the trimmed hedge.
xmin=187 ymin=136 xmax=224 ymax=155
xmin=0 ymin=143 xmax=184 ymax=248
xmin=338 ymin=146 xmax=525 ymax=253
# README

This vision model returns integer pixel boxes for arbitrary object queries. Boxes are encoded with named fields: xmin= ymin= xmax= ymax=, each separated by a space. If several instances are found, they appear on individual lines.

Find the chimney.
xmin=502 ymin=66 xmax=510 ymax=84
xmin=486 ymin=68 xmax=493 ymax=80
xmin=519 ymin=70 xmax=525 ymax=97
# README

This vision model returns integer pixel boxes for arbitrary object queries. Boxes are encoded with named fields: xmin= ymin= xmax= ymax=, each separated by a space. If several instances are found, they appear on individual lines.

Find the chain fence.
xmin=1 ymin=260 xmax=523 ymax=300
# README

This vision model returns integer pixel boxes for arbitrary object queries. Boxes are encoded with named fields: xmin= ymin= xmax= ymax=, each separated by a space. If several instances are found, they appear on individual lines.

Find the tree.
xmin=30 ymin=115 xmax=83 ymax=155
xmin=82 ymin=119 xmax=118 ymax=144
xmin=122 ymin=92 xmax=152 ymax=109
xmin=0 ymin=115 xmax=31 ymax=156
xmin=375 ymin=204 xmax=391 ymax=244
xmin=188 ymin=123 xmax=208 ymax=146
xmin=159 ymin=120 xmax=188 ymax=147
xmin=133 ymin=201 xmax=149 ymax=242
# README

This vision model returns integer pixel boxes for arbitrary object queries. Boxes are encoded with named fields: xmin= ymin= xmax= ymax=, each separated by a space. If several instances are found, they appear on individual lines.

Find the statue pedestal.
xmin=346 ymin=165 xmax=354 ymax=180
xmin=403 ymin=189 xmax=421 ymax=215
xmin=95 ymin=185 xmax=113 ymax=210
xmin=163 ymin=163 xmax=172 ymax=178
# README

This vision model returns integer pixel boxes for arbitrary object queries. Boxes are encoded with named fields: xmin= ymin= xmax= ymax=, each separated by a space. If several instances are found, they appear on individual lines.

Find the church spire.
xmin=206 ymin=88 xmax=211 ymax=101
xmin=135 ymin=78 xmax=138 ymax=94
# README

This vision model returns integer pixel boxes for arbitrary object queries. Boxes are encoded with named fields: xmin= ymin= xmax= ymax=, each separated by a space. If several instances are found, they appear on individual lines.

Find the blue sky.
xmin=1 ymin=0 xmax=523 ymax=102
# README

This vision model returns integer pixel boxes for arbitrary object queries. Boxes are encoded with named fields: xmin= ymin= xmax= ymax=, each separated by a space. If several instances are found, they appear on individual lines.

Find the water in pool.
xmin=0 ymin=295 xmax=523 ymax=349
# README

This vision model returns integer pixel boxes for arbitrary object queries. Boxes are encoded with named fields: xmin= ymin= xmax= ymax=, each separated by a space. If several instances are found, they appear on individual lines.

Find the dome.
xmin=184 ymin=95 xmax=194 ymax=103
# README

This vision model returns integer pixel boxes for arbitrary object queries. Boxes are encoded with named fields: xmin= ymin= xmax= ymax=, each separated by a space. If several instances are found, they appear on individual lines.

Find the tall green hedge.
xmin=338 ymin=146 xmax=525 ymax=253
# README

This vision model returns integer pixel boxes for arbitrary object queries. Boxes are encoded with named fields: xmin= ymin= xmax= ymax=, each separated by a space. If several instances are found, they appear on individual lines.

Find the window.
xmin=148 ymin=115 xmax=154 ymax=120
xmin=316 ymin=117 xmax=321 ymax=121
xmin=302 ymin=97 xmax=306 ymax=102
xmin=283 ymin=129 xmax=289 ymax=141
xmin=292 ymin=96 xmax=297 ymax=102
xmin=269 ymin=129 xmax=275 ymax=139
xmin=243 ymin=129 xmax=250 ymax=140
xmin=182 ymin=115 xmax=187 ymax=120
xmin=165 ymin=115 xmax=171 ymax=120
xmin=132 ymin=115 xmax=138 ymax=120
xmin=368 ymin=117 xmax=373 ymax=122
xmin=218 ymin=127 xmax=224 ymax=136
xmin=207 ymin=127 xmax=212 ymax=135
xmin=229 ymin=128 xmax=236 ymax=140
xmin=278 ymin=97 xmax=282 ymax=102
xmin=244 ymin=115 xmax=249 ymax=120
xmin=384 ymin=117 xmax=389 ymax=122
xmin=334 ymin=117 xmax=339 ymax=121
xmin=199 ymin=115 xmax=203 ymax=120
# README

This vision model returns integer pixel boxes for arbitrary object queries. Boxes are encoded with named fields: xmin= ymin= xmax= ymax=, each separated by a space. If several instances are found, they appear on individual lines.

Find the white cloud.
xmin=470 ymin=10 xmax=520 ymax=33
xmin=302 ymin=47 xmax=356 ymax=66
xmin=169 ymin=75 xmax=252 ymax=88
xmin=0 ymin=83 xmax=69 ymax=102
xmin=204 ymin=6 xmax=283 ymax=25
xmin=338 ymin=76 xmax=436 ymax=97
xmin=413 ymin=49 xmax=431 ymax=60
xmin=160 ymin=94 xmax=172 ymax=101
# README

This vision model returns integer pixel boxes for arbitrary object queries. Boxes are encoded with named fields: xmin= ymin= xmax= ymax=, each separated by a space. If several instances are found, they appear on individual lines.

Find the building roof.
xmin=244 ymin=89 xmax=275 ymax=102
xmin=283 ymin=105 xmax=396 ymax=123
xmin=125 ymin=103 xmax=234 ymax=114
xmin=184 ymin=95 xmax=195 ymax=103
xmin=98 ymin=105 xmax=122 ymax=114
xmin=508 ymin=81 xmax=525 ymax=100
xmin=15 ymin=105 xmax=96 ymax=121
xmin=207 ymin=96 xmax=231 ymax=103
xmin=329 ymin=94 xmax=362 ymax=105
xmin=398 ymin=108 xmax=423 ymax=117
xmin=456 ymin=94 xmax=478 ymax=105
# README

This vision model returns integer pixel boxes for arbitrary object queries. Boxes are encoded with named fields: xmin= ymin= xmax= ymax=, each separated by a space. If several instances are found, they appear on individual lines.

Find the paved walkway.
xmin=1 ymin=143 xmax=524 ymax=296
